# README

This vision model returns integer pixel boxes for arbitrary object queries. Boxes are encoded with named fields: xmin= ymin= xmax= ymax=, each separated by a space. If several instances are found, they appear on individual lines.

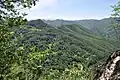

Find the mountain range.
xmin=43 ymin=18 xmax=113 ymax=38
xmin=7 ymin=18 xmax=120 ymax=80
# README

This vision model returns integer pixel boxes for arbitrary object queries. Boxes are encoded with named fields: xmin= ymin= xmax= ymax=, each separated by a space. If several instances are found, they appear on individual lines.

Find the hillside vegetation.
xmin=1 ymin=0 xmax=120 ymax=80
xmin=44 ymin=18 xmax=113 ymax=38
xmin=3 ymin=19 xmax=119 ymax=80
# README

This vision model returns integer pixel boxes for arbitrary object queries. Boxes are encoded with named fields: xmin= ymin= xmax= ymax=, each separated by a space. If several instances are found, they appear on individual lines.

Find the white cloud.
xmin=25 ymin=0 xmax=58 ymax=20
xmin=31 ymin=0 xmax=58 ymax=10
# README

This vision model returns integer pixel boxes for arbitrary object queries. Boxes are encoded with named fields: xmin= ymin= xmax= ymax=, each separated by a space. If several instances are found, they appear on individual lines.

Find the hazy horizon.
xmin=25 ymin=0 xmax=118 ymax=20
xmin=28 ymin=17 xmax=111 ymax=21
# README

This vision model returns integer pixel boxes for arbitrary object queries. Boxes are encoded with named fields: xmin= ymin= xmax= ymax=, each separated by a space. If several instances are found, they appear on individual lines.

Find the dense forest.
xmin=43 ymin=18 xmax=112 ymax=37
xmin=0 ymin=0 xmax=120 ymax=80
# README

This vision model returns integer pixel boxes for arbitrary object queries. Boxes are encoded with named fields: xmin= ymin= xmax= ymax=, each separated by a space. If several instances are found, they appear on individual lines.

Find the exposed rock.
xmin=94 ymin=50 xmax=120 ymax=80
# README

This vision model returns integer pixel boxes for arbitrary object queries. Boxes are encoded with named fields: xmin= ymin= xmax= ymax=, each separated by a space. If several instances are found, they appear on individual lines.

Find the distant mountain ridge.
xmin=27 ymin=19 xmax=49 ymax=27
xmin=18 ymin=19 xmax=120 ymax=79
xmin=43 ymin=18 xmax=113 ymax=37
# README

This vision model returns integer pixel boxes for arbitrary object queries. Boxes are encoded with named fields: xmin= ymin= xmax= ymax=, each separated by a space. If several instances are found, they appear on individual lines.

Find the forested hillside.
xmin=1 ymin=0 xmax=120 ymax=80
xmin=43 ymin=18 xmax=113 ymax=38
xmin=5 ymin=19 xmax=119 ymax=80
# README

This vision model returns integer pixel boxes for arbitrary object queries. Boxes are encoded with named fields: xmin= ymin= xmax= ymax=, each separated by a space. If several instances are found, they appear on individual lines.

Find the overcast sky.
xmin=25 ymin=0 xmax=118 ymax=20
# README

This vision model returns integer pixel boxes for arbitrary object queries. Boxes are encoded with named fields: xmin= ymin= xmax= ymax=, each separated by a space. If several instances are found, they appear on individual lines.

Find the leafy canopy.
xmin=0 ymin=0 xmax=38 ymax=79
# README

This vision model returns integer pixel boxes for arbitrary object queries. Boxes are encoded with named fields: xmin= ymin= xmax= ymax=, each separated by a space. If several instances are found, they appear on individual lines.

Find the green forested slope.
xmin=1 ymin=0 xmax=120 ymax=80
xmin=7 ymin=20 xmax=120 ymax=80
xmin=44 ymin=18 xmax=113 ymax=37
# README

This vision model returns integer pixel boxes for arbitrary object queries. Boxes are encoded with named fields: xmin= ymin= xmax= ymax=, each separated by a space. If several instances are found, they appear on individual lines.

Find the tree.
xmin=0 ymin=0 xmax=38 ymax=79
xmin=0 ymin=0 xmax=38 ymax=24
xmin=110 ymin=1 xmax=120 ymax=40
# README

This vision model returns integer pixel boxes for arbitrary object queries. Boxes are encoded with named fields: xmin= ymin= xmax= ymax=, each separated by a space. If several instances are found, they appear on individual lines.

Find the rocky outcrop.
xmin=94 ymin=50 xmax=120 ymax=80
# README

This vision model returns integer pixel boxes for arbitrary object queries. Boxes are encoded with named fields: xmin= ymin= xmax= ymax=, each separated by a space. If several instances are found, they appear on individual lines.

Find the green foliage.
xmin=1 ymin=16 xmax=120 ymax=79
xmin=0 ymin=0 xmax=38 ymax=79
xmin=110 ymin=1 xmax=120 ymax=40
xmin=44 ymin=18 xmax=114 ymax=38
xmin=0 ymin=0 xmax=120 ymax=79
xmin=4 ymin=22 xmax=118 ymax=80
xmin=111 ymin=1 xmax=120 ymax=17
xmin=0 ymin=0 xmax=38 ymax=18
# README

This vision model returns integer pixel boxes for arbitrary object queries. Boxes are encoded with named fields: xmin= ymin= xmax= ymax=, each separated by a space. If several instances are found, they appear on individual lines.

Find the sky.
xmin=25 ymin=0 xmax=119 ymax=20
